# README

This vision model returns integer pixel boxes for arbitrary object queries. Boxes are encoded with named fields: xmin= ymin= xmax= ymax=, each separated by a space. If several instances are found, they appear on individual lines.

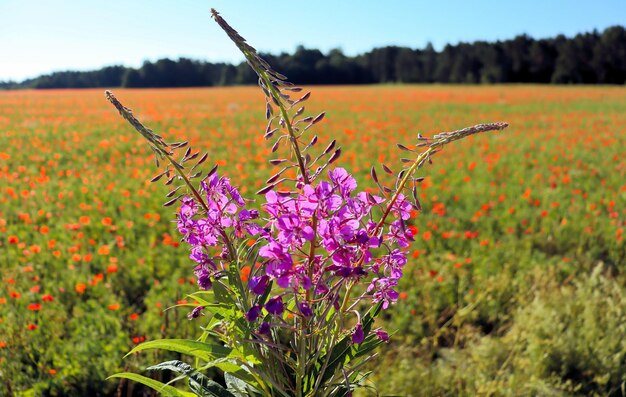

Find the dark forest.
xmin=2 ymin=25 xmax=624 ymax=89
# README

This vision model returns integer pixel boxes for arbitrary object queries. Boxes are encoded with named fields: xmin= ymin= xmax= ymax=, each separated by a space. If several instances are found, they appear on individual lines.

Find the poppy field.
xmin=1 ymin=85 xmax=625 ymax=396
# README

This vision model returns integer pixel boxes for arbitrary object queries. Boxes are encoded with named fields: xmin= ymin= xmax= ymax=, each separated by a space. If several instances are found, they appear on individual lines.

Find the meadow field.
xmin=1 ymin=85 xmax=625 ymax=396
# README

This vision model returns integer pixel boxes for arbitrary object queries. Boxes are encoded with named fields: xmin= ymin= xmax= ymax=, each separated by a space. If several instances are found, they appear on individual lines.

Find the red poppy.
xmin=42 ymin=294 xmax=54 ymax=302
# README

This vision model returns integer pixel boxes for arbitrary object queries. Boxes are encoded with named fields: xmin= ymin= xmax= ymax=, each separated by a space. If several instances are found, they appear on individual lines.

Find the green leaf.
xmin=108 ymin=373 xmax=196 ymax=397
xmin=187 ymin=377 xmax=237 ymax=397
xmin=352 ymin=334 xmax=384 ymax=359
xmin=147 ymin=360 xmax=239 ymax=397
xmin=202 ymin=303 xmax=238 ymax=319
xmin=188 ymin=294 xmax=216 ymax=307
xmin=329 ymin=386 xmax=352 ymax=397
xmin=224 ymin=373 xmax=251 ymax=397
xmin=213 ymin=280 xmax=236 ymax=305
xmin=148 ymin=360 xmax=195 ymax=374
xmin=316 ymin=302 xmax=383 ymax=385
xmin=126 ymin=339 xmax=232 ymax=362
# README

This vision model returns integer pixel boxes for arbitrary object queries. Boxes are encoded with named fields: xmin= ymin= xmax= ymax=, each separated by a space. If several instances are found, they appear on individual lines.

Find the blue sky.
xmin=1 ymin=0 xmax=624 ymax=81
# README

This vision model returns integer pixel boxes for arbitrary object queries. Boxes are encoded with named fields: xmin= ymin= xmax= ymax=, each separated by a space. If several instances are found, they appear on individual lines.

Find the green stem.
xmin=164 ymin=152 xmax=209 ymax=211
xmin=374 ymin=145 xmax=437 ymax=236
xmin=259 ymin=68 xmax=310 ymax=185
xmin=104 ymin=90 xmax=238 ymax=261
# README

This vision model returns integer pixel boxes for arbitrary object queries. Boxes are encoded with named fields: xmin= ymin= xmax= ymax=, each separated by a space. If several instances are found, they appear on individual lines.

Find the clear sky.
xmin=1 ymin=0 xmax=624 ymax=81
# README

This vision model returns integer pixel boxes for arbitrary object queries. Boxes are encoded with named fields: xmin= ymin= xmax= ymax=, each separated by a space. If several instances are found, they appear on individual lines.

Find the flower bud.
xmin=245 ymin=304 xmax=262 ymax=322
xmin=351 ymin=323 xmax=364 ymax=344
xmin=375 ymin=328 xmax=389 ymax=342
xmin=298 ymin=302 xmax=313 ymax=318
xmin=258 ymin=322 xmax=270 ymax=335
xmin=249 ymin=275 xmax=269 ymax=295
xmin=265 ymin=296 xmax=284 ymax=316
xmin=187 ymin=306 xmax=205 ymax=320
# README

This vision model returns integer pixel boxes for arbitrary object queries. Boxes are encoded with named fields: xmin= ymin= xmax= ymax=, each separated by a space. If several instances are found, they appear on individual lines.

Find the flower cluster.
xmin=178 ymin=167 xmax=414 ymax=340
xmin=177 ymin=172 xmax=259 ymax=291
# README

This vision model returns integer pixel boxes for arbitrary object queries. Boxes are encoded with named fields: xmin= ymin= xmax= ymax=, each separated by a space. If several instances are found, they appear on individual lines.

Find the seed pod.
xmin=328 ymin=148 xmax=341 ymax=164
xmin=277 ymin=80 xmax=294 ymax=87
xmin=207 ymin=164 xmax=219 ymax=178
xmin=322 ymin=139 xmax=336 ymax=155
xmin=265 ymin=101 xmax=273 ymax=119
xmin=150 ymin=170 xmax=168 ymax=182
xmin=166 ymin=185 xmax=183 ymax=198
xmin=255 ymin=55 xmax=271 ymax=70
xmin=304 ymin=135 xmax=318 ymax=151
xmin=412 ymin=184 xmax=422 ymax=211
xmin=270 ymin=93 xmax=280 ymax=107
xmin=163 ymin=195 xmax=182 ymax=207
xmin=269 ymin=158 xmax=287 ymax=165
xmin=298 ymin=116 xmax=314 ymax=124
xmin=294 ymin=92 xmax=310 ymax=105
xmin=370 ymin=166 xmax=379 ymax=183
xmin=264 ymin=128 xmax=279 ymax=139
xmin=169 ymin=141 xmax=188 ymax=149
xmin=185 ymin=151 xmax=200 ymax=162
xmin=271 ymin=139 xmax=281 ymax=153
xmin=193 ymin=153 xmax=209 ymax=169
xmin=382 ymin=164 xmax=393 ymax=174
xmin=266 ymin=168 xmax=287 ymax=184
xmin=269 ymin=70 xmax=288 ymax=81
xmin=259 ymin=84 xmax=270 ymax=98
xmin=256 ymin=184 xmax=276 ymax=195
xmin=397 ymin=143 xmax=413 ymax=152
xmin=311 ymin=112 xmax=325 ymax=124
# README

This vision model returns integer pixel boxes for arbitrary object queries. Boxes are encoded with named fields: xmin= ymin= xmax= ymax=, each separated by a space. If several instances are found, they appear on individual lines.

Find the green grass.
xmin=0 ymin=85 xmax=624 ymax=396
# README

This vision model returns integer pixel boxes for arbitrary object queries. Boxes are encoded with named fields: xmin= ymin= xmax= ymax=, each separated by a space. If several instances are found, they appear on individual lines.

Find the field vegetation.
xmin=0 ymin=85 xmax=624 ymax=396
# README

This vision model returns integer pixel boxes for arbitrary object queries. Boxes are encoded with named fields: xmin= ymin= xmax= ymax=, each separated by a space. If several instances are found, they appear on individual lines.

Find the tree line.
xmin=1 ymin=25 xmax=624 ymax=89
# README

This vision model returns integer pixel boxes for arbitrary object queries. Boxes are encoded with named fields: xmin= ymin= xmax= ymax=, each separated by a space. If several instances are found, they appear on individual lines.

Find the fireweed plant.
xmin=106 ymin=9 xmax=508 ymax=397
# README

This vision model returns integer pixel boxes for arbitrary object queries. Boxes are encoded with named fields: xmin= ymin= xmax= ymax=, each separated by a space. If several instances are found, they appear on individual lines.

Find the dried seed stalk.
xmin=104 ymin=90 xmax=210 ymax=212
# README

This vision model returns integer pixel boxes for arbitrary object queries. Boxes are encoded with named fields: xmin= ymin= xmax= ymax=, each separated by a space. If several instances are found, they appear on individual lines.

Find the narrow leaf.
xmin=125 ymin=339 xmax=232 ymax=362
xmin=107 ymin=373 xmax=195 ymax=397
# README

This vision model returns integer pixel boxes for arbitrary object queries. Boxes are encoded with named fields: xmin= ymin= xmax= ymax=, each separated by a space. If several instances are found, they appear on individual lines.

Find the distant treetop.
xmin=1 ymin=25 xmax=624 ymax=89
